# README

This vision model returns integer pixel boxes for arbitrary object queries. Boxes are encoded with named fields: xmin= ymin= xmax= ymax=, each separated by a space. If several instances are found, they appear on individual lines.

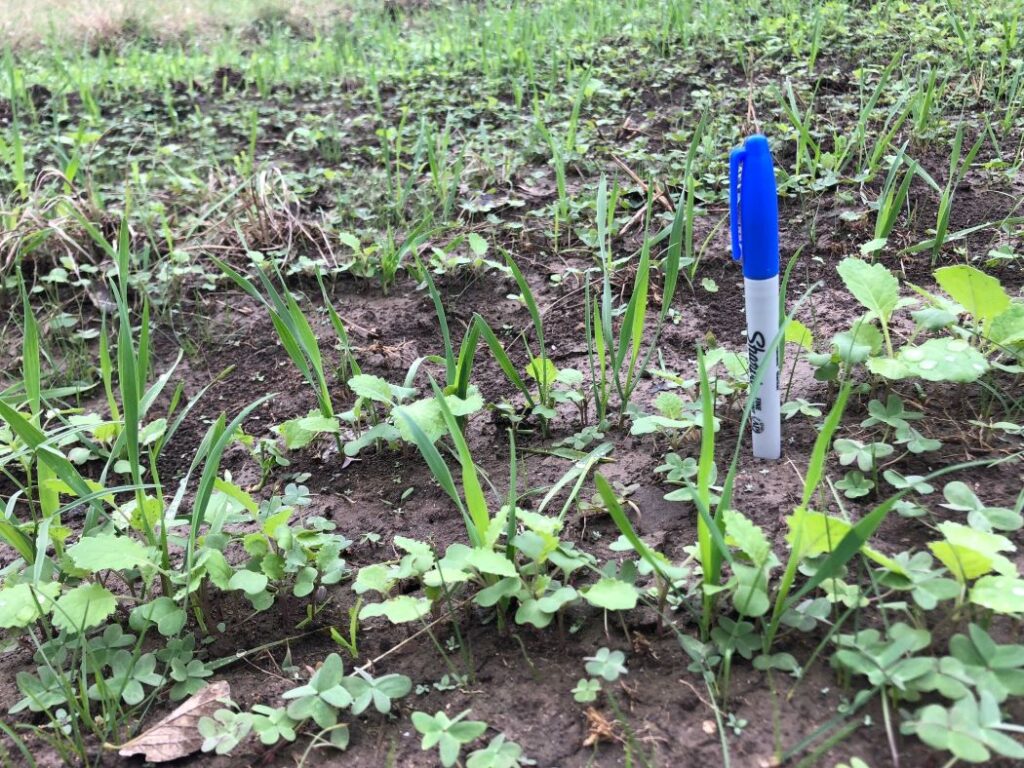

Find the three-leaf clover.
xmin=877 ymin=551 xmax=960 ymax=610
xmin=572 ymin=678 xmax=602 ymax=703
xmin=169 ymin=656 xmax=213 ymax=700
xmin=199 ymin=709 xmax=254 ymax=755
xmin=281 ymin=653 xmax=353 ymax=729
xmin=834 ymin=439 xmax=894 ymax=471
xmin=781 ymin=399 xmax=823 ymax=419
xmin=883 ymin=470 xmax=935 ymax=495
xmin=583 ymin=647 xmax=628 ymax=681
xmin=411 ymin=709 xmax=488 ymax=767
xmin=908 ymin=691 xmax=1024 ymax=764
xmin=861 ymin=395 xmax=922 ymax=430
xmin=466 ymin=734 xmax=529 ymax=768
xmin=834 ymin=623 xmax=933 ymax=693
xmin=894 ymin=425 xmax=942 ymax=453
xmin=947 ymin=624 xmax=1024 ymax=703
xmin=342 ymin=671 xmax=412 ymax=714
xmin=87 ymin=650 xmax=164 ymax=705
xmin=250 ymin=704 xmax=298 ymax=745
xmin=836 ymin=470 xmax=874 ymax=499
xmin=941 ymin=481 xmax=1023 ymax=532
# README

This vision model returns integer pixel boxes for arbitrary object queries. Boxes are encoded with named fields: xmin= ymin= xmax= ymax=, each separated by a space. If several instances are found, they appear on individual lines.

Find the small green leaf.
xmin=583 ymin=578 xmax=638 ymax=611
xmin=525 ymin=357 xmax=558 ymax=385
xmin=463 ymin=548 xmax=517 ymax=578
xmin=868 ymin=337 xmax=989 ymax=383
xmin=228 ymin=570 xmax=269 ymax=595
xmin=359 ymin=595 xmax=432 ymax=624
xmin=970 ymin=576 xmax=1024 ymax=614
xmin=68 ymin=534 xmax=155 ymax=573
xmin=52 ymin=583 xmax=117 ymax=633
xmin=584 ymin=647 xmax=628 ymax=681
xmin=0 ymin=582 xmax=60 ymax=629
xmin=935 ymin=265 xmax=1010 ymax=331
xmin=467 ymin=233 xmax=488 ymax=256
xmin=837 ymin=257 xmax=899 ymax=323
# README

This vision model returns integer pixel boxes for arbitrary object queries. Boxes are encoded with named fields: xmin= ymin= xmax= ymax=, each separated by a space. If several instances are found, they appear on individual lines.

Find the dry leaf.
xmin=582 ymin=706 xmax=621 ymax=747
xmin=115 ymin=681 xmax=231 ymax=762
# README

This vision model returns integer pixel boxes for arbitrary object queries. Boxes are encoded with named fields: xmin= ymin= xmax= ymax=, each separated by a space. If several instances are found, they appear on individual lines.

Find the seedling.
xmin=412 ymin=709 xmax=488 ymax=768
xmin=583 ymin=648 xmax=628 ymax=682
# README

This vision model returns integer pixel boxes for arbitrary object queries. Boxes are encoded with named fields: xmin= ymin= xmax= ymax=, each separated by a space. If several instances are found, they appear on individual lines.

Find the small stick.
xmin=355 ymin=596 xmax=475 ymax=674
xmin=612 ymin=155 xmax=674 ymax=213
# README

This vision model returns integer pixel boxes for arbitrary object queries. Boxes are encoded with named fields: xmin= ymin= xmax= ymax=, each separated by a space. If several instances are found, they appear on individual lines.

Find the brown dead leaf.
xmin=582 ymin=706 xmax=621 ymax=748
xmin=114 ymin=680 xmax=231 ymax=762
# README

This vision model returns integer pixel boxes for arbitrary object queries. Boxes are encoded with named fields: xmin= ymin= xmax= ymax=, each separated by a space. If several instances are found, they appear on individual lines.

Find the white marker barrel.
xmin=743 ymin=275 xmax=781 ymax=460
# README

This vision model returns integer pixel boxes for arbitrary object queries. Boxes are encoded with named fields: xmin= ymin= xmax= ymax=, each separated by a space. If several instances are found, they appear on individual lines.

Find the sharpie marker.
xmin=729 ymin=135 xmax=781 ymax=460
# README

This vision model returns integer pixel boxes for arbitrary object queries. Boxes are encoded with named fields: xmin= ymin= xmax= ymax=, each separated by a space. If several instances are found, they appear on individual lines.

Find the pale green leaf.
xmin=935 ymin=265 xmax=1010 ymax=329
xmin=52 ymin=583 xmax=117 ymax=633
xmin=359 ymin=595 xmax=432 ymax=624
xmin=837 ymin=257 xmax=899 ymax=323
xmin=582 ymin=578 xmax=638 ymax=611
xmin=68 ymin=534 xmax=155 ymax=573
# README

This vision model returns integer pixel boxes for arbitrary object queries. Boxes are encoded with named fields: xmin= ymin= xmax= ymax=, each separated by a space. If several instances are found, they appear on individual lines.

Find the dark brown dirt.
xmin=2 ymin=38 xmax=1023 ymax=767
xmin=3 ymin=222 xmax=1020 ymax=767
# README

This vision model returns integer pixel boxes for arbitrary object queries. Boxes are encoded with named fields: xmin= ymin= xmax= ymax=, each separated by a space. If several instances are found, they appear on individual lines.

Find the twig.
xmin=355 ymin=596 xmax=475 ymax=674
xmin=612 ymin=155 xmax=674 ymax=213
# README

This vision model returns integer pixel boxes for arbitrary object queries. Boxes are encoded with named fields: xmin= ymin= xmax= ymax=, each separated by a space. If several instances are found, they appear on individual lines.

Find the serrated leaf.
xmin=359 ymin=595 xmax=432 ymax=623
xmin=277 ymin=413 xmax=340 ymax=450
xmin=832 ymin=322 xmax=882 ymax=364
xmin=68 ymin=534 xmax=155 ymax=573
xmin=348 ymin=374 xmax=415 ymax=404
xmin=989 ymin=303 xmax=1024 ymax=348
xmin=353 ymin=564 xmax=395 ymax=596
xmin=935 ymin=265 xmax=1010 ymax=331
xmin=929 ymin=522 xmax=1017 ymax=582
xmin=0 ymin=582 xmax=60 ymax=628
xmin=970 ymin=576 xmax=1024 ymax=614
xmin=785 ymin=320 xmax=813 ymax=350
xmin=467 ymin=233 xmax=488 ymax=256
xmin=525 ymin=357 xmax=558 ymax=385
xmin=463 ymin=548 xmax=517 ymax=577
xmin=227 ymin=570 xmax=268 ymax=595
xmin=582 ymin=578 xmax=638 ymax=611
xmin=52 ymin=583 xmax=117 ymax=632
xmin=837 ymin=257 xmax=899 ymax=323
xmin=723 ymin=509 xmax=771 ymax=565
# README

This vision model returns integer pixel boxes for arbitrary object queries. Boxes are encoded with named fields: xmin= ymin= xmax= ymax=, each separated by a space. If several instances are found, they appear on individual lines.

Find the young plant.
xmin=589 ymin=176 xmax=682 ymax=420
xmin=861 ymin=144 xmax=916 ymax=258
xmin=412 ymin=709 xmax=488 ymax=768
xmin=215 ymin=259 xmax=338 ymax=444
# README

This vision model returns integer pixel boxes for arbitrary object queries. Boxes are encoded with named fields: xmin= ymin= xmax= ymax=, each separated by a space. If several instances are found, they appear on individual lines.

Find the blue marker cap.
xmin=729 ymin=135 xmax=780 ymax=280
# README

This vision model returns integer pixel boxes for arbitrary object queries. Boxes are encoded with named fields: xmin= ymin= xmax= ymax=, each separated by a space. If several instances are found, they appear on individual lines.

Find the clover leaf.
xmin=941 ymin=481 xmax=1022 ymax=532
xmin=883 ymin=470 xmax=934 ymax=495
xmin=834 ymin=438 xmax=894 ymax=471
xmin=466 ymin=734 xmax=529 ymax=768
xmin=412 ymin=709 xmax=488 ymax=768
xmin=282 ymin=653 xmax=353 ymax=729
xmin=87 ymin=650 xmax=164 ymax=706
xmin=908 ymin=691 xmax=1024 ymax=764
xmin=342 ymin=671 xmax=412 ymax=715
xmin=861 ymin=394 xmax=923 ymax=430
xmin=572 ymin=678 xmax=601 ymax=702
xmin=833 ymin=623 xmax=933 ymax=693
xmin=836 ymin=470 xmax=874 ymax=498
xmin=584 ymin=647 xmax=628 ymax=681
